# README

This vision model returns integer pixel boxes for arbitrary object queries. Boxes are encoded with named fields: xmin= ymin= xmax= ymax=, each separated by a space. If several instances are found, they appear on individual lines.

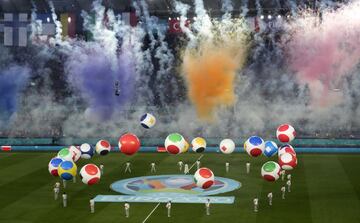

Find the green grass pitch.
xmin=0 ymin=152 xmax=360 ymax=223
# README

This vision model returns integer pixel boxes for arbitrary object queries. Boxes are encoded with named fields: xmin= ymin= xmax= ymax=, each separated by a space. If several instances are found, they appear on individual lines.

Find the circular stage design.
xmin=110 ymin=175 xmax=241 ymax=197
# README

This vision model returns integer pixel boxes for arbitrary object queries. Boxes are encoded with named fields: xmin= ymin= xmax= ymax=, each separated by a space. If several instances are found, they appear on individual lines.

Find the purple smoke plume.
xmin=0 ymin=65 xmax=30 ymax=122
xmin=66 ymin=45 xmax=136 ymax=120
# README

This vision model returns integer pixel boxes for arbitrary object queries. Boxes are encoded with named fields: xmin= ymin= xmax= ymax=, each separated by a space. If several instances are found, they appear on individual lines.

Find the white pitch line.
xmin=188 ymin=154 xmax=204 ymax=173
xmin=142 ymin=202 xmax=161 ymax=223
xmin=142 ymin=154 xmax=205 ymax=223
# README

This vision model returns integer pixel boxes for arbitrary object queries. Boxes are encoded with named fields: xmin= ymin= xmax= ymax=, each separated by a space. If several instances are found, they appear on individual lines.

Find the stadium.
xmin=1 ymin=0 xmax=360 ymax=222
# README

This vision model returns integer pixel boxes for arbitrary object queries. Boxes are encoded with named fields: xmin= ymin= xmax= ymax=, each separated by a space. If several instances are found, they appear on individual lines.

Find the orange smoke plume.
xmin=183 ymin=46 xmax=239 ymax=120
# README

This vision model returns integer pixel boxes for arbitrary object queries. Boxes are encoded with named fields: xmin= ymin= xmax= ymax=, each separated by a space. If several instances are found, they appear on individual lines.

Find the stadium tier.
xmin=2 ymin=0 xmax=360 ymax=222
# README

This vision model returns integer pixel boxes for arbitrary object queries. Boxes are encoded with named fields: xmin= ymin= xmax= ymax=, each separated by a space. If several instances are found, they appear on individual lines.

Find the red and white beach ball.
xmin=68 ymin=145 xmax=81 ymax=162
xmin=96 ymin=140 xmax=111 ymax=155
xmin=79 ymin=164 xmax=101 ymax=185
xmin=193 ymin=167 xmax=215 ymax=189
xmin=278 ymin=153 xmax=297 ymax=170
xmin=276 ymin=124 xmax=296 ymax=143
xmin=118 ymin=133 xmax=141 ymax=155
xmin=278 ymin=144 xmax=296 ymax=157
xmin=219 ymin=139 xmax=235 ymax=154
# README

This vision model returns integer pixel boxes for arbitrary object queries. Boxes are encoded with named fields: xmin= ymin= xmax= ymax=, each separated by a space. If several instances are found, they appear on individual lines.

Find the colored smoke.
xmin=0 ymin=65 xmax=30 ymax=124
xmin=182 ymin=18 xmax=250 ymax=120
xmin=286 ymin=1 xmax=360 ymax=106
xmin=66 ymin=45 xmax=136 ymax=120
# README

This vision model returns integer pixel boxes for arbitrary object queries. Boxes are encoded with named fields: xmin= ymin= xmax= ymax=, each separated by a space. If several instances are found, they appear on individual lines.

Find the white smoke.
xmin=2 ymin=0 xmax=360 ymax=140
xmin=47 ymin=0 xmax=63 ymax=44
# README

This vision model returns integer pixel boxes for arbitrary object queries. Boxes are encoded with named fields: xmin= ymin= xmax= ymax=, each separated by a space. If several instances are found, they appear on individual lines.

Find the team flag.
xmin=1 ymin=13 xmax=30 ymax=46
xmin=168 ymin=18 xmax=190 ymax=34
xmin=60 ymin=13 xmax=76 ymax=38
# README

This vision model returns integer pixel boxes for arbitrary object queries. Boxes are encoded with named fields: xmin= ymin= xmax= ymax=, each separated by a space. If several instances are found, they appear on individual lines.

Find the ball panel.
xmin=263 ymin=161 xmax=276 ymax=172
xmin=199 ymin=168 xmax=213 ymax=178
xmin=61 ymin=161 xmax=74 ymax=170
xmin=50 ymin=158 xmax=63 ymax=167
xmin=81 ymin=144 xmax=91 ymax=152
xmin=61 ymin=172 xmax=73 ymax=180
xmin=100 ymin=150 xmax=109 ymax=155
xmin=169 ymin=133 xmax=183 ymax=142
xmin=140 ymin=114 xmax=147 ymax=121
xmin=278 ymin=124 xmax=289 ymax=132
xmin=195 ymin=147 xmax=205 ymax=153
xmin=58 ymin=149 xmax=70 ymax=157
xmin=264 ymin=174 xmax=276 ymax=181
xmin=81 ymin=154 xmax=91 ymax=159
xmin=167 ymin=145 xmax=180 ymax=154
xmin=100 ymin=140 xmax=110 ymax=148
xmin=250 ymin=148 xmax=262 ymax=157
xmin=85 ymin=164 xmax=99 ymax=175
xmin=281 ymin=153 xmax=293 ymax=163
xmin=88 ymin=177 xmax=100 ymax=185
xmin=202 ymin=180 xmax=214 ymax=189
xmin=51 ymin=169 xmax=58 ymax=176
xmin=249 ymin=136 xmax=263 ymax=145
xmin=278 ymin=134 xmax=290 ymax=143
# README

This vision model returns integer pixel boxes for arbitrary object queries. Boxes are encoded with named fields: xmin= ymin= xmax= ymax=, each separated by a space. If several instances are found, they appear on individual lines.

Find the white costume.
xmin=150 ymin=163 xmax=156 ymax=173
xmin=166 ymin=202 xmax=172 ymax=217
xmin=267 ymin=192 xmax=273 ymax=206
xmin=246 ymin=162 xmax=251 ymax=174
xmin=90 ymin=199 xmax=95 ymax=213
xmin=286 ymin=180 xmax=292 ymax=192
xmin=124 ymin=203 xmax=130 ymax=217
xmin=287 ymin=174 xmax=291 ymax=181
xmin=184 ymin=164 xmax=189 ymax=174
xmin=253 ymin=198 xmax=259 ymax=212
xmin=100 ymin=164 xmax=104 ymax=175
xmin=62 ymin=193 xmax=67 ymax=207
xmin=178 ymin=161 xmax=183 ymax=171
xmin=125 ymin=162 xmax=131 ymax=173
xmin=281 ymin=170 xmax=286 ymax=181
xmin=54 ymin=182 xmax=60 ymax=200
xmin=196 ymin=161 xmax=201 ymax=170
xmin=54 ymin=187 xmax=59 ymax=200
xmin=205 ymin=199 xmax=211 ymax=215
xmin=281 ymin=186 xmax=286 ymax=199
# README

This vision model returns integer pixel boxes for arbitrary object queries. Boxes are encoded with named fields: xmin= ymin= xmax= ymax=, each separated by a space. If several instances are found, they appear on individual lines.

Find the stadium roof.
xmin=0 ymin=0 xmax=344 ymax=17
xmin=0 ymin=0 xmax=316 ymax=14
